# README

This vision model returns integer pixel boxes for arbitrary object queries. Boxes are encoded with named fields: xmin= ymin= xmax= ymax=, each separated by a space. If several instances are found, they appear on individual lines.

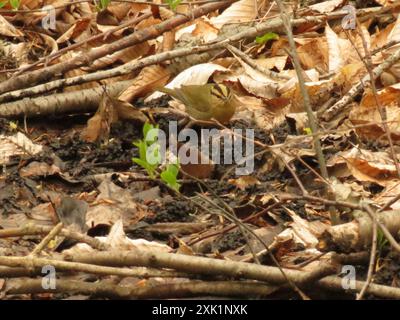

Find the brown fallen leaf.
xmin=228 ymin=176 xmax=260 ymax=190
xmin=81 ymin=91 xmax=148 ymax=143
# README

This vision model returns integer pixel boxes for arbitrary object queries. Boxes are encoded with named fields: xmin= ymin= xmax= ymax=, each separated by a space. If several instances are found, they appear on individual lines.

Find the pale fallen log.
xmin=319 ymin=210 xmax=400 ymax=252
xmin=0 ymin=80 xmax=131 ymax=118
xmin=4 ymin=279 xmax=278 ymax=299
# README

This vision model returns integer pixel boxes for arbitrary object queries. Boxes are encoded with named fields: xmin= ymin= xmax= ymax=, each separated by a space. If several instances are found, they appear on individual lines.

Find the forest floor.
xmin=1 ymin=0 xmax=400 ymax=300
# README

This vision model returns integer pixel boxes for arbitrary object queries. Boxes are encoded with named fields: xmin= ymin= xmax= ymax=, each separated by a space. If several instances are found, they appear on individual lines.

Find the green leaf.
xmin=377 ymin=229 xmax=388 ymax=252
xmin=132 ymin=157 xmax=157 ymax=178
xmin=100 ymin=0 xmax=110 ymax=9
xmin=146 ymin=142 xmax=162 ymax=165
xmin=166 ymin=0 xmax=182 ymax=11
xmin=160 ymin=163 xmax=181 ymax=191
xmin=133 ymin=140 xmax=148 ymax=162
xmin=303 ymin=127 xmax=312 ymax=135
xmin=255 ymin=32 xmax=279 ymax=45
xmin=142 ymin=122 xmax=159 ymax=145
xmin=143 ymin=122 xmax=152 ymax=137
xmin=10 ymin=0 xmax=20 ymax=10
xmin=0 ymin=1 xmax=8 ymax=9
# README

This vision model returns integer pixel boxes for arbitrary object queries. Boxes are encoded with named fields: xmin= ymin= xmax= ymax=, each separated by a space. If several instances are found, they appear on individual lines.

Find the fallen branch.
xmin=323 ymin=46 xmax=400 ymax=121
xmin=0 ymin=255 xmax=188 ymax=278
xmin=0 ymin=224 xmax=109 ymax=251
xmin=0 ymin=0 xmax=236 ymax=95
xmin=318 ymin=275 xmax=400 ymax=299
xmin=0 ymin=14 xmax=337 ymax=104
xmin=319 ymin=208 xmax=400 ymax=252
xmin=30 ymin=223 xmax=63 ymax=256
xmin=0 ymin=80 xmax=132 ymax=118
xmin=4 ymin=279 xmax=278 ymax=299
xmin=64 ymin=249 xmax=336 ymax=286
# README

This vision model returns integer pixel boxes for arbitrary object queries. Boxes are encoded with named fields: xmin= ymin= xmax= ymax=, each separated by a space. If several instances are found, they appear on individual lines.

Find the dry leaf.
xmin=349 ymin=83 xmax=400 ymax=141
xmin=81 ymin=92 xmax=147 ymax=143
xmin=210 ymin=0 xmax=257 ymax=28
xmin=0 ymin=15 xmax=23 ymax=37
xmin=228 ymin=176 xmax=260 ymax=190
xmin=119 ymin=65 xmax=171 ymax=102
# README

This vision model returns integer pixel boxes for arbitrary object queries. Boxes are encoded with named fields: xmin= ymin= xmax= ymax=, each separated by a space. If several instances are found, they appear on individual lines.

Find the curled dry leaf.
xmin=108 ymin=3 xmax=149 ymax=20
xmin=56 ymin=18 xmax=92 ymax=44
xmin=328 ymin=147 xmax=399 ymax=186
xmin=228 ymin=176 xmax=260 ymax=190
xmin=0 ymin=132 xmax=43 ymax=165
xmin=273 ymin=208 xmax=321 ymax=250
xmin=86 ymin=178 xmax=150 ymax=228
xmin=281 ymin=74 xmax=341 ymax=112
xmin=175 ymin=19 xmax=219 ymax=43
xmin=382 ymin=15 xmax=400 ymax=80
xmin=374 ymin=181 xmax=400 ymax=210
xmin=119 ymin=65 xmax=171 ymax=102
xmin=38 ymin=32 xmax=59 ymax=55
xmin=308 ymin=0 xmax=345 ymax=13
xmin=297 ymin=37 xmax=328 ymax=72
xmin=232 ymin=52 xmax=280 ymax=99
xmin=349 ymin=83 xmax=400 ymax=142
xmin=326 ymin=23 xmax=344 ymax=73
xmin=330 ymin=177 xmax=365 ymax=205
xmin=210 ymin=0 xmax=257 ymax=29
xmin=19 ymin=162 xmax=61 ymax=178
xmin=0 ymin=15 xmax=23 ymax=37
xmin=81 ymin=92 xmax=147 ymax=143
xmin=374 ymin=0 xmax=398 ymax=6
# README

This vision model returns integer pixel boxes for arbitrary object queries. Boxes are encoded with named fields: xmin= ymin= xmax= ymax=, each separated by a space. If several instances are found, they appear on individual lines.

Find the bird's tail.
xmin=157 ymin=86 xmax=178 ymax=99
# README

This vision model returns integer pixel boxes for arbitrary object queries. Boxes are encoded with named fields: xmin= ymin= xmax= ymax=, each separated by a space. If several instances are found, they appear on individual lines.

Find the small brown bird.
xmin=159 ymin=83 xmax=238 ymax=124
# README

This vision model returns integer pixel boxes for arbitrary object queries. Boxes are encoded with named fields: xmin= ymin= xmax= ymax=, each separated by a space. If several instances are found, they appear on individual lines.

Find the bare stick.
xmin=0 ymin=224 xmax=109 ymax=251
xmin=13 ymin=13 xmax=152 ymax=77
xmin=273 ymin=0 xmax=328 ymax=181
xmin=4 ymin=278 xmax=278 ymax=299
xmin=318 ymin=275 xmax=400 ymax=299
xmin=30 ymin=223 xmax=63 ymax=256
xmin=0 ymin=0 xmax=235 ymax=94
xmin=0 ymin=14 xmax=339 ymax=104
xmin=0 ymin=255 xmax=188 ymax=278
xmin=324 ymin=46 xmax=400 ymax=121
xmin=356 ymin=205 xmax=377 ymax=300
xmin=65 ymin=249 xmax=336 ymax=286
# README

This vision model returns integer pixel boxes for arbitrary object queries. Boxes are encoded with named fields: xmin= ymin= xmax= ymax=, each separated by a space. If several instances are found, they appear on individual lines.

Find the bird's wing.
xmin=179 ymin=85 xmax=213 ymax=113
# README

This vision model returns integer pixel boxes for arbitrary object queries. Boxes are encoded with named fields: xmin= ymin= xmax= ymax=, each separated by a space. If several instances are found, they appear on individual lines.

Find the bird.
xmin=158 ymin=83 xmax=238 ymax=124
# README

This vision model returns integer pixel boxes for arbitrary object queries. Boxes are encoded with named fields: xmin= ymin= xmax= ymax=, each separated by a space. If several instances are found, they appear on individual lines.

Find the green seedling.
xmin=95 ymin=0 xmax=111 ymax=11
xmin=255 ymin=32 xmax=279 ymax=45
xmin=160 ymin=162 xmax=181 ymax=192
xmin=132 ymin=123 xmax=181 ymax=192
xmin=303 ymin=127 xmax=312 ymax=135
xmin=377 ymin=228 xmax=389 ymax=254
xmin=132 ymin=122 xmax=160 ymax=178
xmin=10 ymin=0 xmax=20 ymax=10
xmin=166 ymin=0 xmax=182 ymax=11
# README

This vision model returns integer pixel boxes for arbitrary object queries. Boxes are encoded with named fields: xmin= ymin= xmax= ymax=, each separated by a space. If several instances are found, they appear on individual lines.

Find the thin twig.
xmin=30 ymin=222 xmax=63 ymax=256
xmin=357 ymin=203 xmax=378 ymax=300
xmin=274 ymin=0 xmax=328 ymax=180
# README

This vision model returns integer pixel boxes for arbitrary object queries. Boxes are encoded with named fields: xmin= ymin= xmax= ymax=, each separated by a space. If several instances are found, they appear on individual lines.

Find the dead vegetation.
xmin=1 ymin=0 xmax=400 ymax=300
